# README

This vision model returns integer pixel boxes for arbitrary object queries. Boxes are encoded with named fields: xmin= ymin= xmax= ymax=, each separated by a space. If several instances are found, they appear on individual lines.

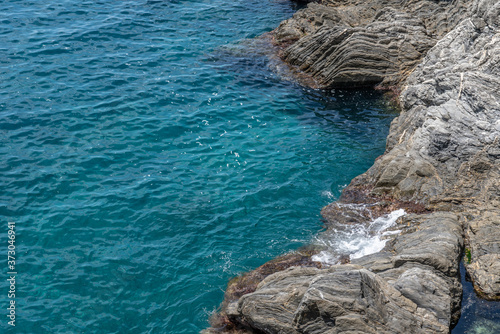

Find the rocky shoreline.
xmin=204 ymin=0 xmax=500 ymax=332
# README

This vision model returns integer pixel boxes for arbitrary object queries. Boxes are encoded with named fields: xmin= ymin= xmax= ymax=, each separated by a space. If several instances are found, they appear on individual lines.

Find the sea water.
xmin=452 ymin=261 xmax=500 ymax=334
xmin=0 ymin=0 xmax=427 ymax=333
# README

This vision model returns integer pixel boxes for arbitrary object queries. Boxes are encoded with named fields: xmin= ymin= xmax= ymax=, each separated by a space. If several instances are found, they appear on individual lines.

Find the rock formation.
xmin=273 ymin=0 xmax=471 ymax=89
xmin=220 ymin=212 xmax=464 ymax=334
xmin=204 ymin=0 xmax=500 ymax=332
xmin=350 ymin=0 xmax=500 ymax=299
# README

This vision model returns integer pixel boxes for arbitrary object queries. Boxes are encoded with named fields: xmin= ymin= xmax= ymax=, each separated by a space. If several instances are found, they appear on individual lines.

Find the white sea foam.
xmin=310 ymin=250 xmax=339 ymax=265
xmin=312 ymin=209 xmax=406 ymax=265
xmin=321 ymin=190 xmax=335 ymax=199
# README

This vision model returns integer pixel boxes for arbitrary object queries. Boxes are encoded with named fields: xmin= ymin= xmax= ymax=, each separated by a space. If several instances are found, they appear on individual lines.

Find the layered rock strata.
xmin=273 ymin=0 xmax=470 ymax=88
xmin=205 ymin=0 xmax=500 ymax=332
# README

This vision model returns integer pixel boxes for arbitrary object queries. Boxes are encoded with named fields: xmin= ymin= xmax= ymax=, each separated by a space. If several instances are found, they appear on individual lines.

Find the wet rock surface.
xmin=205 ymin=0 xmax=500 ymax=332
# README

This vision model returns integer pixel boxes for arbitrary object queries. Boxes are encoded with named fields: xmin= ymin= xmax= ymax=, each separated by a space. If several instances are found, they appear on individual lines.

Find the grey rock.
xmin=273 ymin=0 xmax=470 ymax=88
xmin=235 ymin=267 xmax=324 ymax=334
xmin=465 ymin=209 xmax=500 ymax=299
xmin=225 ymin=213 xmax=463 ymax=333
xmin=389 ymin=213 xmax=463 ymax=277
xmin=349 ymin=0 xmax=500 ymax=298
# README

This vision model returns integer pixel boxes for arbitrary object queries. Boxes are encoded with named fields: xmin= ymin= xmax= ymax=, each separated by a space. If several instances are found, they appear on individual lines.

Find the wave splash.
xmin=312 ymin=208 xmax=406 ymax=265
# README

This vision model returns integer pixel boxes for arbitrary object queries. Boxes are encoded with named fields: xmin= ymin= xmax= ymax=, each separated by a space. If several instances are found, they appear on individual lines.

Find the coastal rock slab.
xmin=465 ymin=209 xmax=500 ymax=299
xmin=225 ymin=212 xmax=463 ymax=333
xmin=358 ymin=2 xmax=500 ymax=203
xmin=235 ymin=266 xmax=323 ymax=333
xmin=273 ymin=0 xmax=470 ymax=88
xmin=293 ymin=268 xmax=448 ymax=334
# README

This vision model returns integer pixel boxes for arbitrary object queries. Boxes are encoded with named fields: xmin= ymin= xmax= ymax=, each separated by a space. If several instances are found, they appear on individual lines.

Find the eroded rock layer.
xmin=273 ymin=0 xmax=470 ymax=88
xmin=224 ymin=212 xmax=464 ymax=334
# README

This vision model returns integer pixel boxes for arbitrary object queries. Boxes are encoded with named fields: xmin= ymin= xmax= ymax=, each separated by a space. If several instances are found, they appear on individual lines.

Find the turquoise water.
xmin=0 ymin=0 xmax=398 ymax=332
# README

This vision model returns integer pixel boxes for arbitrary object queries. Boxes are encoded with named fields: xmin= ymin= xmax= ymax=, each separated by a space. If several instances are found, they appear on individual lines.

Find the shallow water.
xmin=1 ymin=0 xmax=405 ymax=332
xmin=452 ymin=261 xmax=500 ymax=334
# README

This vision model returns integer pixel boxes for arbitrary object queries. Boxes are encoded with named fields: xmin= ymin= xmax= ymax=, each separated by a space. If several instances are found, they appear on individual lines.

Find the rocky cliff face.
xmin=205 ymin=0 xmax=500 ymax=333
xmin=351 ymin=0 xmax=500 ymax=299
